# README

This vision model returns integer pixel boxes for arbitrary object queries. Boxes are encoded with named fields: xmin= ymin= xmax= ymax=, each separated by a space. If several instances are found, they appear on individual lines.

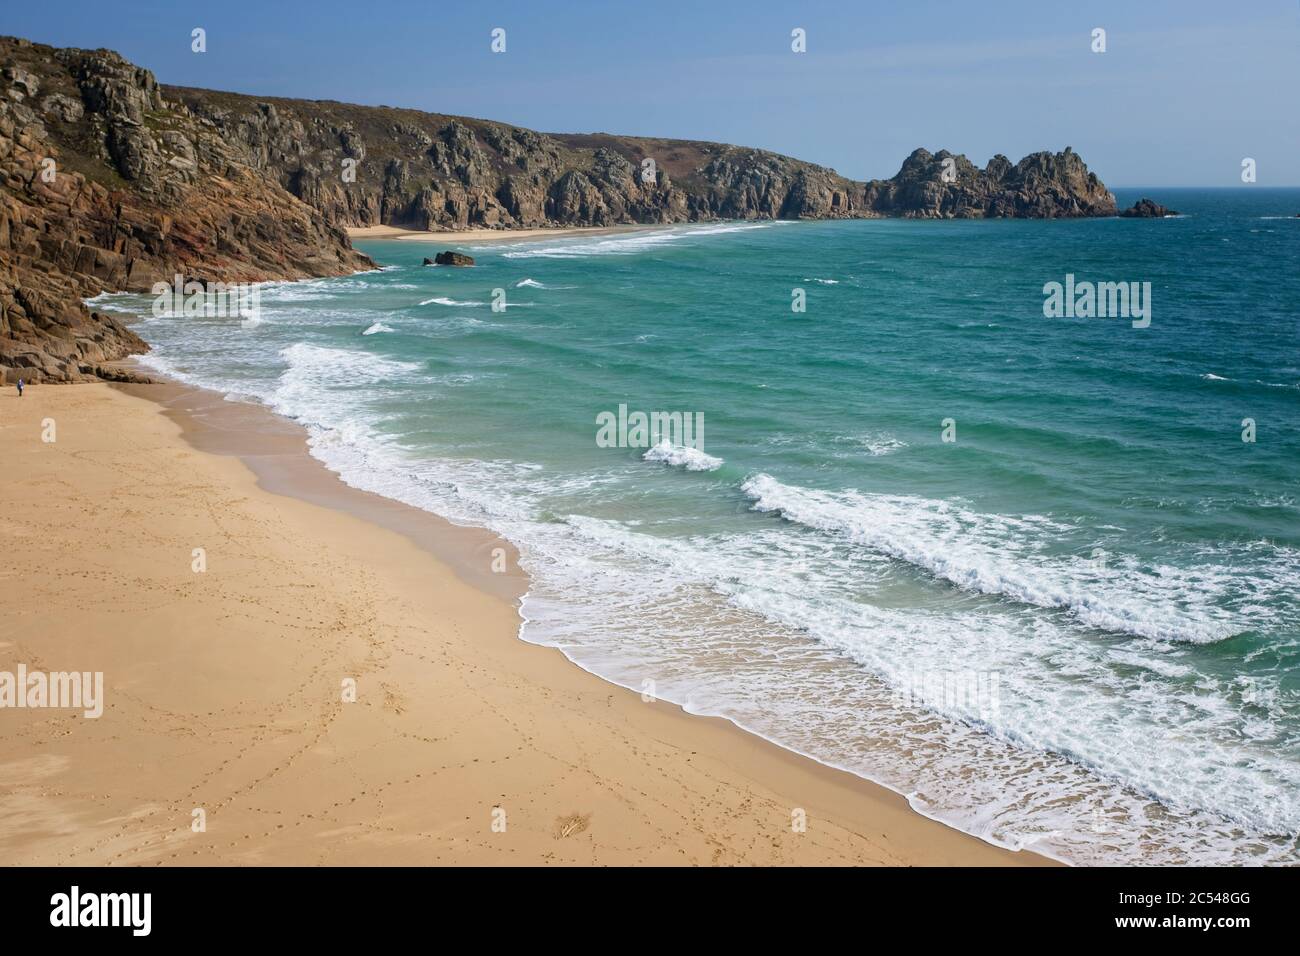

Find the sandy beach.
xmin=347 ymin=224 xmax=667 ymax=244
xmin=0 ymin=381 xmax=1047 ymax=866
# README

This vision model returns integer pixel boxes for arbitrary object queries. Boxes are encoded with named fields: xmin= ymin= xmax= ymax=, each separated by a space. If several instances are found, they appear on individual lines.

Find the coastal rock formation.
xmin=862 ymin=147 xmax=1116 ymax=219
xmin=1 ymin=35 xmax=1120 ymax=382
xmin=164 ymin=83 xmax=1118 ymax=230
xmin=1121 ymin=198 xmax=1178 ymax=218
xmin=433 ymin=251 xmax=474 ymax=266
xmin=0 ymin=36 xmax=373 ymax=382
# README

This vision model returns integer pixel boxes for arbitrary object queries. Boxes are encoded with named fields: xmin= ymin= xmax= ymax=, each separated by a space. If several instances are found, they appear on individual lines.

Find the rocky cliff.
xmin=0 ymin=37 xmax=373 ymax=382
xmin=165 ymin=89 xmax=1116 ymax=230
xmin=1 ymin=35 xmax=1118 ymax=383
xmin=863 ymin=147 xmax=1116 ymax=219
xmin=161 ymin=89 xmax=877 ymax=230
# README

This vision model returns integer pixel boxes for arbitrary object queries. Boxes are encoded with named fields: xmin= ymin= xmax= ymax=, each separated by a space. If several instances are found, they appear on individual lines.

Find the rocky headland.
xmin=2 ymin=35 xmax=1118 ymax=382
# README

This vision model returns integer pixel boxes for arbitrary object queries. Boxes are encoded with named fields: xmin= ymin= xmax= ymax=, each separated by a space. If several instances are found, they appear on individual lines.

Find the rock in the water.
xmin=434 ymin=251 xmax=475 ymax=266
xmin=422 ymin=257 xmax=436 ymax=266
xmin=1121 ymin=198 xmax=1178 ymax=218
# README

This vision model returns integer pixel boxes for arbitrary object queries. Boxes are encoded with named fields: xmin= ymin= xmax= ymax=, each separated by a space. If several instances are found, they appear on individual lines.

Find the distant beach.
xmin=347 ymin=224 xmax=669 ymax=244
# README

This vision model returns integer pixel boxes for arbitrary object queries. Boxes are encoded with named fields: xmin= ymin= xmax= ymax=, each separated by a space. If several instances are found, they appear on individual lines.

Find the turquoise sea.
xmin=96 ymin=188 xmax=1300 ymax=864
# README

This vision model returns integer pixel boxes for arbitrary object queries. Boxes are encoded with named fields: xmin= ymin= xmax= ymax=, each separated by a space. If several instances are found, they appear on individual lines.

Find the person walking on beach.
xmin=15 ymin=378 xmax=22 ymax=397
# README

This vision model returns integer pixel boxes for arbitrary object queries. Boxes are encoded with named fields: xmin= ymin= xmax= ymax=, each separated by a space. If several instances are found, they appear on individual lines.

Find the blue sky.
xmin=5 ymin=0 xmax=1298 ymax=186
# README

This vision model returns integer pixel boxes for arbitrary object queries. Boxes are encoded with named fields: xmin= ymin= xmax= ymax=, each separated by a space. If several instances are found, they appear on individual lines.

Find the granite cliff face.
xmin=166 ymin=88 xmax=1117 ymax=231
xmin=162 ymin=89 xmax=876 ymax=231
xmin=1 ymin=36 xmax=1118 ymax=383
xmin=0 ymin=37 xmax=373 ymax=382
xmin=863 ymin=147 xmax=1116 ymax=219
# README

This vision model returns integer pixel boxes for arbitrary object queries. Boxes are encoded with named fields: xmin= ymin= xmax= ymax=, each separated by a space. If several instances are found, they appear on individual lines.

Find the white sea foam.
xmin=642 ymin=440 xmax=724 ymax=472
xmin=84 ymin=292 xmax=146 ymax=315
xmin=130 ymin=334 xmax=1300 ymax=864
xmin=419 ymin=296 xmax=483 ymax=307
xmin=852 ymin=433 xmax=908 ymax=456
xmin=522 ymin=510 xmax=1300 ymax=861
xmin=1201 ymin=373 xmax=1230 ymax=381
xmin=99 ymin=253 xmax=1300 ymax=868
xmin=362 ymin=322 xmax=396 ymax=335
xmin=157 ymin=357 xmax=1300 ymax=860
xmin=740 ymin=473 xmax=1288 ymax=644
xmin=267 ymin=343 xmax=424 ymax=427
xmin=502 ymin=221 xmax=784 ymax=259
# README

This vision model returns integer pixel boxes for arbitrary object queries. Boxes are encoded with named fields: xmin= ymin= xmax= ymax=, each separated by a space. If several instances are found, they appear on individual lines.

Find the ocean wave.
xmin=1201 ymin=373 xmax=1230 ymax=381
xmin=534 ymin=512 xmax=1300 ymax=858
xmin=846 ymin=432 xmax=908 ymax=456
xmin=642 ymin=440 xmax=724 ymax=472
xmin=131 ymin=326 xmax=1300 ymax=862
xmin=419 ymin=296 xmax=483 ymax=307
xmin=740 ymin=473 xmax=1280 ymax=644
xmin=268 ymin=343 xmax=424 ymax=427
xmin=502 ymin=221 xmax=784 ymax=259
xmin=362 ymin=322 xmax=396 ymax=335
xmin=108 ymin=222 xmax=1300 ymax=866
xmin=688 ymin=221 xmax=789 ymax=236
xmin=513 ymin=278 xmax=575 ymax=291
xmin=84 ymin=291 xmax=149 ymax=315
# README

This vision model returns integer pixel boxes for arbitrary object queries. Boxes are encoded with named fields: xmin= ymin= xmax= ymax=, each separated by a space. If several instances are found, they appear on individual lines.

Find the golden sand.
xmin=0 ymin=383 xmax=1048 ymax=866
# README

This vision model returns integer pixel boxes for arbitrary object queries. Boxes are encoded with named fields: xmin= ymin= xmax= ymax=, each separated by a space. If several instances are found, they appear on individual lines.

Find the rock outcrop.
xmin=163 ymin=85 xmax=1118 ymax=231
xmin=1 ymin=35 xmax=1120 ymax=382
xmin=432 ymin=251 xmax=474 ymax=266
xmin=0 ymin=36 xmax=373 ymax=382
xmin=862 ymin=147 xmax=1116 ymax=219
xmin=1120 ymin=198 xmax=1177 ymax=218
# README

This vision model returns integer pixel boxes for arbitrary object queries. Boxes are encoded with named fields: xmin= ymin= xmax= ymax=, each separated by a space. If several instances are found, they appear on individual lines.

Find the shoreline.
xmin=0 ymin=376 xmax=1051 ymax=866
xmin=346 ymin=223 xmax=673 ymax=245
